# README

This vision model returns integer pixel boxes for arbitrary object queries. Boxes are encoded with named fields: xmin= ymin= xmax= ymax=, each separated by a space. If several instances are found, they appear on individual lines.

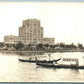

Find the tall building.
xmin=19 ymin=19 xmax=43 ymax=45
xmin=4 ymin=19 xmax=55 ymax=45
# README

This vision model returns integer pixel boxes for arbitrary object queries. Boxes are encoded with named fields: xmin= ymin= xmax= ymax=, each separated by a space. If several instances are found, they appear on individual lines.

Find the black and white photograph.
xmin=0 ymin=1 xmax=84 ymax=82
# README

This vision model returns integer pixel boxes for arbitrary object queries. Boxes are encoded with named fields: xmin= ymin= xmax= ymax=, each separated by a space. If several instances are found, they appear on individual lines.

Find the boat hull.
xmin=36 ymin=63 xmax=84 ymax=69
xmin=19 ymin=59 xmax=53 ymax=63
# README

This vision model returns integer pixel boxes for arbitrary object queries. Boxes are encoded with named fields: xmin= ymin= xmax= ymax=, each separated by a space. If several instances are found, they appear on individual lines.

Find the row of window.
xmin=63 ymin=58 xmax=78 ymax=62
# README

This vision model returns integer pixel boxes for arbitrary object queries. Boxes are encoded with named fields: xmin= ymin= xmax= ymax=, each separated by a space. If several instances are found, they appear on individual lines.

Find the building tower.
xmin=19 ymin=19 xmax=43 ymax=45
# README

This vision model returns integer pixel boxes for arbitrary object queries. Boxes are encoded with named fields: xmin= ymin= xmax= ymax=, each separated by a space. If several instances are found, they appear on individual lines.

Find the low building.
xmin=4 ymin=35 xmax=25 ymax=44
xmin=43 ymin=37 xmax=55 ymax=45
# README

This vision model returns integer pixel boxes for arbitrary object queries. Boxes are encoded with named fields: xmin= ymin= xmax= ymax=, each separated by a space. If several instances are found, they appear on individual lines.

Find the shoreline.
xmin=0 ymin=50 xmax=46 ymax=53
xmin=0 ymin=49 xmax=84 ymax=53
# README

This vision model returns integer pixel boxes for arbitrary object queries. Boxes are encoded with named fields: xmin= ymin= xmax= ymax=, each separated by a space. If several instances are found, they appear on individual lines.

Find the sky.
xmin=0 ymin=2 xmax=84 ymax=45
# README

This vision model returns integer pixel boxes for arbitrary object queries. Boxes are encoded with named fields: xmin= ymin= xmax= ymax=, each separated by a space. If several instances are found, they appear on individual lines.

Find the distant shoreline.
xmin=0 ymin=50 xmax=46 ymax=53
xmin=0 ymin=49 xmax=84 ymax=53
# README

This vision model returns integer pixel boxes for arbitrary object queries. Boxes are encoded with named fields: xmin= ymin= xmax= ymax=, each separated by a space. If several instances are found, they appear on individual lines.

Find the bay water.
xmin=0 ymin=51 xmax=84 ymax=82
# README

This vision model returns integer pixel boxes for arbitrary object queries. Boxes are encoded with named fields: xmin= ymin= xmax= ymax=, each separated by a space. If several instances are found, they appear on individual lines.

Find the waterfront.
xmin=0 ymin=52 xmax=84 ymax=82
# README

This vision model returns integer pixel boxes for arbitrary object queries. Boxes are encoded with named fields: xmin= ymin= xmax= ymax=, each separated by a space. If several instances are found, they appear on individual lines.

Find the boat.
xmin=36 ymin=62 xmax=84 ymax=69
xmin=19 ymin=58 xmax=53 ymax=63
xmin=18 ymin=54 xmax=54 ymax=63
xmin=36 ymin=55 xmax=84 ymax=69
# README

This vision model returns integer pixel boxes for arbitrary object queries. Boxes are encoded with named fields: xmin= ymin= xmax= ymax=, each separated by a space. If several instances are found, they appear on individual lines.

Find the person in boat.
xmin=48 ymin=54 xmax=51 ymax=61
xmin=35 ymin=57 xmax=37 ymax=61
xmin=29 ymin=57 xmax=32 ymax=60
xmin=76 ymin=60 xmax=79 ymax=66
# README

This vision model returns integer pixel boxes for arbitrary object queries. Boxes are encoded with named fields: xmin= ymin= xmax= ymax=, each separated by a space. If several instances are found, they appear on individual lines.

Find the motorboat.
xmin=36 ymin=55 xmax=84 ymax=69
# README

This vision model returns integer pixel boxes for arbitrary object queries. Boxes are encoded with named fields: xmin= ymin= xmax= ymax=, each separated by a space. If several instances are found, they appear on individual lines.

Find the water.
xmin=0 ymin=52 xmax=84 ymax=82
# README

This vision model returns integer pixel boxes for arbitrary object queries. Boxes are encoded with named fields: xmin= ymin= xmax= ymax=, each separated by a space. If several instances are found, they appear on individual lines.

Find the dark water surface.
xmin=0 ymin=52 xmax=84 ymax=82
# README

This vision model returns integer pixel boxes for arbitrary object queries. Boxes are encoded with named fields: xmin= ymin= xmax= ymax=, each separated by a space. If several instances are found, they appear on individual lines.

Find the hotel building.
xmin=4 ymin=19 xmax=54 ymax=45
xmin=19 ymin=19 xmax=43 ymax=44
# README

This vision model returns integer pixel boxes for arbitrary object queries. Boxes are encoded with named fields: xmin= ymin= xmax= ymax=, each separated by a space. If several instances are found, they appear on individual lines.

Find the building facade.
xmin=4 ymin=35 xmax=25 ymax=44
xmin=19 ymin=19 xmax=43 ymax=44
xmin=43 ymin=37 xmax=55 ymax=45
xmin=4 ymin=19 xmax=55 ymax=45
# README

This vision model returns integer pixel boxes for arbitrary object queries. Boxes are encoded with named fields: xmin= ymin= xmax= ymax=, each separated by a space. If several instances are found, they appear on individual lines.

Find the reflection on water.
xmin=18 ymin=51 xmax=44 ymax=56
xmin=0 ymin=52 xmax=84 ymax=82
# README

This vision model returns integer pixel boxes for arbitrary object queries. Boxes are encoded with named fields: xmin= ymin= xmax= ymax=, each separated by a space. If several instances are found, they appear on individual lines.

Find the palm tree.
xmin=59 ymin=42 xmax=65 ymax=48
xmin=78 ymin=43 xmax=83 ymax=49
xmin=15 ymin=41 xmax=24 ymax=51
xmin=25 ymin=43 xmax=32 ymax=51
xmin=36 ymin=44 xmax=43 ymax=51
xmin=44 ymin=44 xmax=49 ymax=50
xmin=0 ymin=42 xmax=4 ymax=48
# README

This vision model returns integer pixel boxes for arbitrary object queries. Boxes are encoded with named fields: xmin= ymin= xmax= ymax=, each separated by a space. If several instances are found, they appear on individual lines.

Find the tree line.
xmin=0 ymin=42 xmax=84 ymax=51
